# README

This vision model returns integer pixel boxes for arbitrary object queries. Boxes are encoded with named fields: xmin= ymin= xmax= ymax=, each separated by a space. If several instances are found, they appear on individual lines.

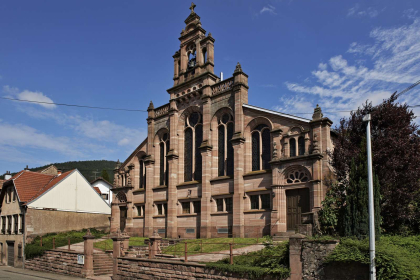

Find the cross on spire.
xmin=189 ymin=2 xmax=196 ymax=14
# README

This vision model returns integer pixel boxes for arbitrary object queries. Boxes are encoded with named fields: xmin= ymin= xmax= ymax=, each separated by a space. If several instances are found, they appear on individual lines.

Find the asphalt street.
xmin=0 ymin=266 xmax=86 ymax=280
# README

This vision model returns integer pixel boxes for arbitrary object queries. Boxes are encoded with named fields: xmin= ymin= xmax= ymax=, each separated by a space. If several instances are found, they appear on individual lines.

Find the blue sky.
xmin=1 ymin=0 xmax=419 ymax=173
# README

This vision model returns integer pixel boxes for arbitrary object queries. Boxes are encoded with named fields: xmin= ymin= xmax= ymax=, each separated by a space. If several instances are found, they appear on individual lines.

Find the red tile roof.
xmin=93 ymin=187 xmax=102 ymax=194
xmin=6 ymin=170 xmax=74 ymax=203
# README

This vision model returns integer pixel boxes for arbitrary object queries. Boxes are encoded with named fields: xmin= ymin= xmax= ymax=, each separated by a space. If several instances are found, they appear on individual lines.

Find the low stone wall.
xmin=25 ymin=249 xmax=85 ymax=278
xmin=115 ymin=257 xmax=275 ymax=280
xmin=301 ymin=240 xmax=339 ymax=280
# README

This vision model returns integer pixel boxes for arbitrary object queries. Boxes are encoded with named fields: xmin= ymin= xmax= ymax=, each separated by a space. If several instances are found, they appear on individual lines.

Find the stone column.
xmin=231 ymin=137 xmax=245 ymax=238
xmin=81 ymin=230 xmax=95 ymax=278
xmin=111 ymin=232 xmax=130 ymax=278
xmin=144 ymin=102 xmax=156 ymax=237
xmin=148 ymin=230 xmax=162 ymax=259
xmin=110 ymin=203 xmax=120 ymax=233
xmin=200 ymin=92 xmax=212 ymax=238
xmin=289 ymin=233 xmax=305 ymax=280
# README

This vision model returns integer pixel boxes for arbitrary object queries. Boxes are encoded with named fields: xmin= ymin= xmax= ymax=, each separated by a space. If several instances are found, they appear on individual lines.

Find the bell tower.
xmin=171 ymin=3 xmax=216 ymax=88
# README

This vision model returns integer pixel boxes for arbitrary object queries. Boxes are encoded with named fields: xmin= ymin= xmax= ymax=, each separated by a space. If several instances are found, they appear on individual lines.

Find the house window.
xmin=1 ymin=216 xmax=5 ymax=234
xmin=290 ymin=138 xmax=296 ymax=157
xmin=159 ymin=133 xmax=170 ymax=186
xmin=19 ymin=214 xmax=24 ymax=233
xmin=7 ymin=216 xmax=12 ymax=234
xmin=101 ymin=193 xmax=109 ymax=200
xmin=157 ymin=203 xmax=167 ymax=216
xmin=193 ymin=201 xmax=201 ymax=214
xmin=215 ymin=197 xmax=233 ymax=212
xmin=225 ymin=197 xmax=233 ymax=212
xmin=12 ymin=188 xmax=16 ymax=202
xmin=139 ymin=156 xmax=146 ymax=189
xmin=218 ymin=114 xmax=234 ymax=177
xmin=184 ymin=112 xmax=203 ymax=182
xmin=7 ymin=187 xmax=11 ymax=203
xmin=250 ymin=193 xmax=271 ymax=210
xmin=136 ymin=205 xmax=145 ymax=217
xmin=182 ymin=202 xmax=191 ymax=214
xmin=251 ymin=124 xmax=271 ymax=171
xmin=13 ymin=215 xmax=18 ymax=234
xmin=298 ymin=136 xmax=305 ymax=156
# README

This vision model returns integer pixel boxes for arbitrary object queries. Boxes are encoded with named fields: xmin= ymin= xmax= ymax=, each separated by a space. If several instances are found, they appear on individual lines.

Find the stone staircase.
xmin=272 ymin=231 xmax=296 ymax=242
xmin=93 ymin=251 xmax=113 ymax=276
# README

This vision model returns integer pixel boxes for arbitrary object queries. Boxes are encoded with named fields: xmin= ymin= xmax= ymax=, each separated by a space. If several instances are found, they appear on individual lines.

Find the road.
xmin=0 ymin=266 xmax=86 ymax=280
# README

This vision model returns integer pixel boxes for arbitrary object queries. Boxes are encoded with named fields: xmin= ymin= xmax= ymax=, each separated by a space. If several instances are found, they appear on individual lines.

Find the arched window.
xmin=159 ymin=133 xmax=170 ymax=186
xmin=298 ymin=136 xmax=305 ymax=156
xmin=251 ymin=124 xmax=271 ymax=171
xmin=184 ymin=112 xmax=203 ymax=182
xmin=286 ymin=169 xmax=310 ymax=184
xmin=218 ymin=113 xmax=234 ymax=177
xmin=290 ymin=138 xmax=296 ymax=157
xmin=202 ymin=48 xmax=207 ymax=63
xmin=139 ymin=156 xmax=146 ymax=189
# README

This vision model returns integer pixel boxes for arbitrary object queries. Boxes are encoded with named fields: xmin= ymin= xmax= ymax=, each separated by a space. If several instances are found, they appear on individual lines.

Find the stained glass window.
xmin=194 ymin=124 xmax=203 ymax=181
xmin=261 ymin=129 xmax=271 ymax=170
xmin=218 ymin=125 xmax=225 ymax=176
xmin=189 ymin=112 xmax=199 ymax=127
xmin=290 ymin=138 xmax=296 ymax=157
xmin=166 ymin=140 xmax=170 ymax=186
xmin=298 ymin=136 xmax=305 ymax=156
xmin=160 ymin=142 xmax=165 ymax=185
xmin=221 ymin=113 xmax=230 ymax=124
xmin=227 ymin=122 xmax=234 ymax=176
xmin=139 ymin=159 xmax=144 ymax=189
xmin=252 ymin=132 xmax=260 ymax=171
xmin=184 ymin=128 xmax=193 ymax=182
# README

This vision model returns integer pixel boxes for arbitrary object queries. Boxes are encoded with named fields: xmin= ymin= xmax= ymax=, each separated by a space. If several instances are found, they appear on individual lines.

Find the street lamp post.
xmin=363 ymin=113 xmax=376 ymax=280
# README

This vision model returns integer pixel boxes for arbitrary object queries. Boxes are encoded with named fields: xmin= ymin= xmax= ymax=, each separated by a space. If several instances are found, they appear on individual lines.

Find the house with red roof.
xmin=91 ymin=177 xmax=113 ymax=205
xmin=0 ymin=168 xmax=111 ymax=267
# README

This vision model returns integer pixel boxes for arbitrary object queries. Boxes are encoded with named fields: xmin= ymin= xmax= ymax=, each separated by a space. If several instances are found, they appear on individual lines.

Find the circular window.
xmin=188 ymin=112 xmax=200 ymax=127
xmin=286 ymin=170 xmax=309 ymax=184
xmin=221 ymin=114 xmax=230 ymax=124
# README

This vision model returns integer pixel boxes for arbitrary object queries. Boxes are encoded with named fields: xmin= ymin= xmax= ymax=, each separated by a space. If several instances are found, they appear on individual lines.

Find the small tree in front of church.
xmin=101 ymin=169 xmax=110 ymax=183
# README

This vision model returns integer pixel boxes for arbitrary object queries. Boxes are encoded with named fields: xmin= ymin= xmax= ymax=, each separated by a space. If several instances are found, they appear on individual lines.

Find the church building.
xmin=110 ymin=3 xmax=334 ymax=239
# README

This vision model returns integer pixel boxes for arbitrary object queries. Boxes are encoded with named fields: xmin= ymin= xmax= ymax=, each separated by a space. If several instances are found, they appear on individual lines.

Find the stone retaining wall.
xmin=301 ymin=240 xmax=338 ymax=280
xmin=25 ymin=249 xmax=84 ymax=278
xmin=115 ymin=257 xmax=276 ymax=280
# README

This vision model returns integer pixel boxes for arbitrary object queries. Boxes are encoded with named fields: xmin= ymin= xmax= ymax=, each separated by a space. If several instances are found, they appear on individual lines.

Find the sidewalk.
xmin=0 ymin=265 xmax=86 ymax=280
xmin=187 ymin=244 xmax=265 ymax=262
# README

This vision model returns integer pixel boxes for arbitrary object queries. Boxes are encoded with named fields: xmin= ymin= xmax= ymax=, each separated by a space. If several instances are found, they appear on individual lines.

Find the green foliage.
xmin=25 ymin=228 xmax=106 ymax=259
xmin=94 ymin=237 xmax=147 ymax=251
xmin=101 ymin=169 xmax=111 ymax=183
xmin=209 ymin=241 xmax=290 ymax=279
xmin=318 ymin=183 xmax=342 ymax=235
xmin=325 ymin=236 xmax=420 ymax=280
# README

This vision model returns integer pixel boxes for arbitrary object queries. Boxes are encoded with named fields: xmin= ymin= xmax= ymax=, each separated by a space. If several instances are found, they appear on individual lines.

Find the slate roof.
xmin=0 ymin=170 xmax=74 ymax=205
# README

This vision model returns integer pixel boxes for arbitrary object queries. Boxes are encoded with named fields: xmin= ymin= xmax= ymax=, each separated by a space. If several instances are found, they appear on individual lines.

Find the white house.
xmin=90 ymin=177 xmax=113 ymax=205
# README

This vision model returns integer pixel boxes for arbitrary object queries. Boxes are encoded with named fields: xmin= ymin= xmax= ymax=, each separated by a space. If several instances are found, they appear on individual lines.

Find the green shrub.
xmin=325 ymin=236 xmax=420 ymax=280
xmin=25 ymin=228 xmax=107 ymax=259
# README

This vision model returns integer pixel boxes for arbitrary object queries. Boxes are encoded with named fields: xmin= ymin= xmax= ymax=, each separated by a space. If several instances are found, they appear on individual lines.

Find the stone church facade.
xmin=110 ymin=4 xmax=334 ymax=239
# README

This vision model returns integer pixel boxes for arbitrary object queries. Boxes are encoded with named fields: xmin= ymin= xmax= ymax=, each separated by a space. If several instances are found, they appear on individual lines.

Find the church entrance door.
xmin=286 ymin=188 xmax=310 ymax=231
xmin=120 ymin=206 xmax=127 ymax=232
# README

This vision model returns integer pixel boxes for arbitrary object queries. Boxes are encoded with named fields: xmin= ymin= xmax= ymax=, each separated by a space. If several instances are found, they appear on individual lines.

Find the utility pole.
xmin=363 ymin=114 xmax=376 ymax=280
xmin=92 ymin=170 xmax=100 ymax=180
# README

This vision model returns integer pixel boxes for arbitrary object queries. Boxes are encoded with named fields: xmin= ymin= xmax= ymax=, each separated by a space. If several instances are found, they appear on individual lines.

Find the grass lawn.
xmin=162 ymin=237 xmax=270 ymax=256
xmin=94 ymin=237 xmax=148 ymax=251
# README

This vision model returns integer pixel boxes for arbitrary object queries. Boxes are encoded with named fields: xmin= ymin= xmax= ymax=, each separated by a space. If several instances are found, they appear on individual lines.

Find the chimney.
xmin=220 ymin=72 xmax=224 ymax=81
xmin=24 ymin=165 xmax=29 ymax=171
xmin=57 ymin=169 xmax=62 ymax=176
xmin=4 ymin=171 xmax=12 ymax=180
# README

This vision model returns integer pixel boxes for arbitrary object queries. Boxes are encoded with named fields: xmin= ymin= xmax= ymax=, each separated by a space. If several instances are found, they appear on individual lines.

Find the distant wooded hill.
xmin=1 ymin=160 xmax=117 ymax=183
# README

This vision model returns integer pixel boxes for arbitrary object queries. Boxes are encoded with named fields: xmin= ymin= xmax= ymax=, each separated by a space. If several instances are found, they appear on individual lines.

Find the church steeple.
xmin=172 ymin=3 xmax=215 ymax=87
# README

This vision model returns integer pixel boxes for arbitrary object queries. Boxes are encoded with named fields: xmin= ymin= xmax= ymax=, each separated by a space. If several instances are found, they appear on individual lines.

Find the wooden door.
xmin=7 ymin=242 xmax=14 ymax=267
xmin=286 ymin=188 xmax=310 ymax=231
xmin=120 ymin=206 xmax=127 ymax=232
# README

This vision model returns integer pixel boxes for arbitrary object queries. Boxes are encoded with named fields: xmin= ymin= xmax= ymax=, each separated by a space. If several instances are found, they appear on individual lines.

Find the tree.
xmin=331 ymin=93 xmax=420 ymax=233
xmin=341 ymin=140 xmax=381 ymax=239
xmin=101 ymin=169 xmax=111 ymax=183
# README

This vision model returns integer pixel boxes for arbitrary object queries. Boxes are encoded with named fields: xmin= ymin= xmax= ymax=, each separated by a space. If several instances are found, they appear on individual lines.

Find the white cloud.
xmin=3 ymin=86 xmax=56 ymax=109
xmin=347 ymin=4 xmax=381 ymax=18
xmin=403 ymin=8 xmax=418 ymax=20
xmin=282 ymin=16 xmax=420 ymax=123
xmin=260 ymin=5 xmax=277 ymax=15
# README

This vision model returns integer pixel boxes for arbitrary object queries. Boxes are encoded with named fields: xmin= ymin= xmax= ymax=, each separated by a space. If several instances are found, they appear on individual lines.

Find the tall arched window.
xmin=290 ymin=138 xmax=296 ymax=157
xmin=184 ymin=112 xmax=203 ymax=182
xmin=251 ymin=124 xmax=271 ymax=171
xmin=159 ymin=133 xmax=170 ymax=186
xmin=139 ymin=156 xmax=146 ymax=189
xmin=298 ymin=136 xmax=305 ymax=156
xmin=218 ymin=114 xmax=234 ymax=177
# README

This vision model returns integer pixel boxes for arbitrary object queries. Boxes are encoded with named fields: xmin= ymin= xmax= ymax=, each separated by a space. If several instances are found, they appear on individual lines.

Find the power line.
xmin=395 ymin=79 xmax=420 ymax=98
xmin=0 ymin=97 xmax=148 ymax=112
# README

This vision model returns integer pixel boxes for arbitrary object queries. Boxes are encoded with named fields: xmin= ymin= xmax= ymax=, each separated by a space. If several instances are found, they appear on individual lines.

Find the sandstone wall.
xmin=25 ymin=249 xmax=84 ymax=278
xmin=115 ymin=257 xmax=276 ymax=280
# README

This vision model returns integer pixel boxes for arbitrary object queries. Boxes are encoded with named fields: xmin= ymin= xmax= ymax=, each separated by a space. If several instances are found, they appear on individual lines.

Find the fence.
xmin=38 ymin=236 xmax=73 ymax=251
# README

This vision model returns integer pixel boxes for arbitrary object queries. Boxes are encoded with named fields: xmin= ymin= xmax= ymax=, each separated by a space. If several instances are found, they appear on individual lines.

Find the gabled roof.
xmin=243 ymin=104 xmax=311 ymax=123
xmin=38 ymin=165 xmax=58 ymax=175
xmin=90 ymin=177 xmax=113 ymax=189
xmin=0 ymin=170 xmax=74 ymax=206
